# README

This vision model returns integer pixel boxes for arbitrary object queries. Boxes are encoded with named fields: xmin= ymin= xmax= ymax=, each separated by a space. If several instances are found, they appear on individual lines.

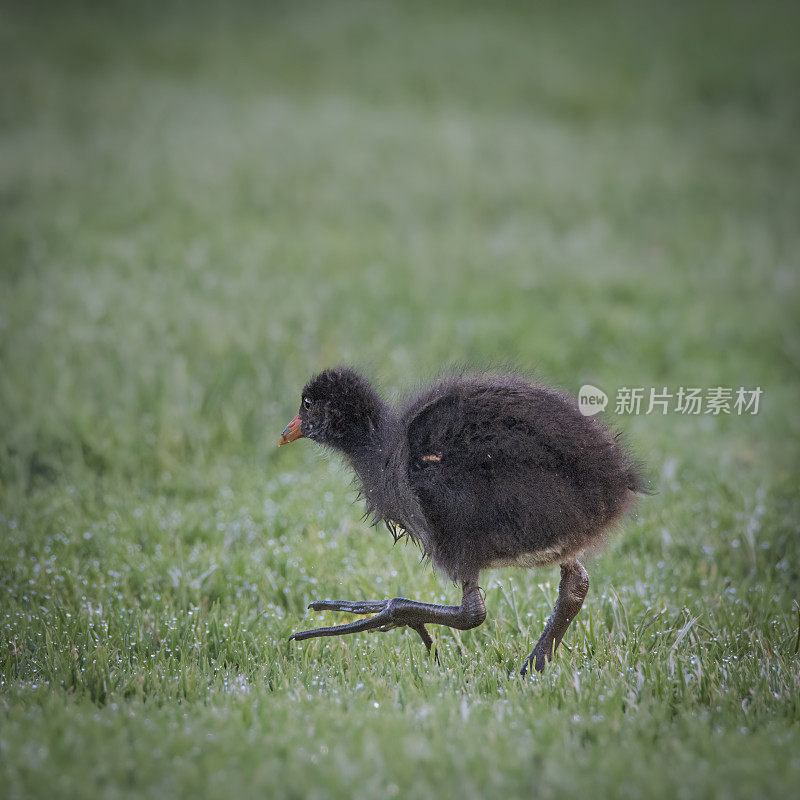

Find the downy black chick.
xmin=279 ymin=367 xmax=646 ymax=674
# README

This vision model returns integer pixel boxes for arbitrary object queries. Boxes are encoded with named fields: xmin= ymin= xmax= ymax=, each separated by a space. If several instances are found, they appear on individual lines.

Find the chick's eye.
xmin=302 ymin=397 xmax=312 ymax=410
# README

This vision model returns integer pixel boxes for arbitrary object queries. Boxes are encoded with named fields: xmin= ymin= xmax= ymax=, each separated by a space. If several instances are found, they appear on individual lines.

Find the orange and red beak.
xmin=278 ymin=413 xmax=304 ymax=446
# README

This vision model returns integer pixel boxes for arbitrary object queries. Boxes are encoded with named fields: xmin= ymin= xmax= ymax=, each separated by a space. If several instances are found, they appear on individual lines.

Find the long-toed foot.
xmin=289 ymin=586 xmax=486 ymax=656
xmin=291 ymin=597 xmax=424 ymax=645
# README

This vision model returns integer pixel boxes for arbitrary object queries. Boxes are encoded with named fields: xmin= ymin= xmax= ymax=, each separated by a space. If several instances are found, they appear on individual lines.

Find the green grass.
xmin=2 ymin=1 xmax=799 ymax=798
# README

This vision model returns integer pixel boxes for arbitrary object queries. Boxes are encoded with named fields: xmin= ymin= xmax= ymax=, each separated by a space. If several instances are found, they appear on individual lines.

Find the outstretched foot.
xmin=294 ymin=603 xmax=436 ymax=657
xmin=290 ymin=584 xmax=486 ymax=658
xmin=290 ymin=597 xmax=406 ymax=639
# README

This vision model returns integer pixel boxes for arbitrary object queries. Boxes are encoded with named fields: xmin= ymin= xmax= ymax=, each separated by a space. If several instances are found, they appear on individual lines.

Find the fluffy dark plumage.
xmin=295 ymin=367 xmax=645 ymax=584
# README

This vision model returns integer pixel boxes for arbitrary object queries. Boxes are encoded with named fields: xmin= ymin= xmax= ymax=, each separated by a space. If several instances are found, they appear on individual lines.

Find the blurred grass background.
xmin=1 ymin=1 xmax=799 ymax=798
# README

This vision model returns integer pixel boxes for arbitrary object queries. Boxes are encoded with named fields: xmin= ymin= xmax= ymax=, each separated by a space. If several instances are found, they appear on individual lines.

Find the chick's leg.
xmin=521 ymin=559 xmax=589 ymax=675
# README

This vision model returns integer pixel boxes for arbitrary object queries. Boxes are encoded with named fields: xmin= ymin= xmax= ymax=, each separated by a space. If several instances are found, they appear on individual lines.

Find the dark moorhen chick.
xmin=279 ymin=367 xmax=646 ymax=674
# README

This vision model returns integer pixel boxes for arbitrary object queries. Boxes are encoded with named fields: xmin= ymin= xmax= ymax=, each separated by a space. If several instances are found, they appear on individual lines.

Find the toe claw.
xmin=521 ymin=649 xmax=549 ymax=676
